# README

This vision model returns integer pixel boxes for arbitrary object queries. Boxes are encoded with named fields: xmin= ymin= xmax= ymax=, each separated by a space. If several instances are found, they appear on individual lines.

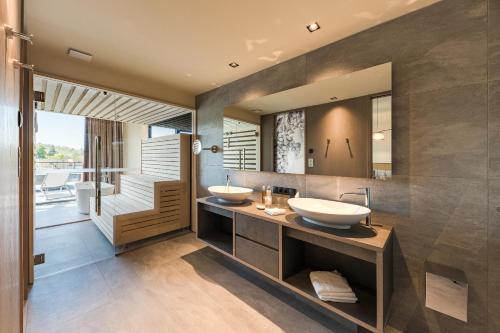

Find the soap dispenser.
xmin=264 ymin=186 xmax=273 ymax=208
xmin=256 ymin=185 xmax=267 ymax=210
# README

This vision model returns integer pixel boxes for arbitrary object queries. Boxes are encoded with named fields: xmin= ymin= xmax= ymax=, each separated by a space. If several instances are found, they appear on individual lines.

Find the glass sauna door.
xmin=91 ymin=92 xmax=129 ymax=234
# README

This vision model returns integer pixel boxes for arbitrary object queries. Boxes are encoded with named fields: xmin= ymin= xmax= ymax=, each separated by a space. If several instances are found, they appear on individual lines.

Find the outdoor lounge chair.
xmin=40 ymin=172 xmax=73 ymax=200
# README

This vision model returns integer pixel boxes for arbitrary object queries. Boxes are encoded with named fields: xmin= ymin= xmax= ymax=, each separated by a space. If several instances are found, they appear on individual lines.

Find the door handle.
xmin=95 ymin=136 xmax=101 ymax=216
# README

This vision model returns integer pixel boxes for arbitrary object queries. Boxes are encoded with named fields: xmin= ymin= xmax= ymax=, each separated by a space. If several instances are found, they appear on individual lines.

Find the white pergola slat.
xmin=34 ymin=75 xmax=193 ymax=125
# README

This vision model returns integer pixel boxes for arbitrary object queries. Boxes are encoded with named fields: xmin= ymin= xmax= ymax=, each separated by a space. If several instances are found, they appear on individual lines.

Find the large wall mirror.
xmin=223 ymin=62 xmax=392 ymax=179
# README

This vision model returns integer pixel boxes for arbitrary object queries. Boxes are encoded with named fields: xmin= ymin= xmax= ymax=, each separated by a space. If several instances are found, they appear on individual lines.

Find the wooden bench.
xmin=90 ymin=134 xmax=191 ymax=246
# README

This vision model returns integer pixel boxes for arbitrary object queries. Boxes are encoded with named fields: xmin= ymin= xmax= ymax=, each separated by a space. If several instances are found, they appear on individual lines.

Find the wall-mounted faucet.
xmin=340 ymin=187 xmax=371 ymax=226
xmin=226 ymin=173 xmax=231 ymax=190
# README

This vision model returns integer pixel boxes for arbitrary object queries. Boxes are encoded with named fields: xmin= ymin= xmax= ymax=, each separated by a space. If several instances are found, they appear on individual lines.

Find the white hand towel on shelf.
xmin=310 ymin=270 xmax=352 ymax=293
xmin=264 ymin=207 xmax=286 ymax=216
xmin=317 ymin=291 xmax=358 ymax=303
xmin=310 ymin=270 xmax=358 ymax=303
xmin=319 ymin=295 xmax=358 ymax=303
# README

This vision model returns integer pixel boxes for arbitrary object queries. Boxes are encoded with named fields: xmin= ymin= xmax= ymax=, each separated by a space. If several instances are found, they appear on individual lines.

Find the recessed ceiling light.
xmin=67 ymin=48 xmax=92 ymax=62
xmin=306 ymin=22 xmax=320 ymax=32
xmin=229 ymin=62 xmax=239 ymax=68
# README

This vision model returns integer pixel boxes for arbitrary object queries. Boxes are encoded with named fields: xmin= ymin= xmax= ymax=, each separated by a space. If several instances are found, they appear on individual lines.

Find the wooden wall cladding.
xmin=141 ymin=134 xmax=190 ymax=180
xmin=0 ymin=0 xmax=22 ymax=330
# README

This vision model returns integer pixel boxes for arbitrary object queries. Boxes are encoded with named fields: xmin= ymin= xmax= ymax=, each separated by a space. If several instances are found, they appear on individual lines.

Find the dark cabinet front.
xmin=235 ymin=235 xmax=279 ymax=278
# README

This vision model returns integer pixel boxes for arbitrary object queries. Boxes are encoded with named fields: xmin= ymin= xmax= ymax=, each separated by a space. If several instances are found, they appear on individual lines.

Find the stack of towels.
xmin=309 ymin=270 xmax=358 ymax=303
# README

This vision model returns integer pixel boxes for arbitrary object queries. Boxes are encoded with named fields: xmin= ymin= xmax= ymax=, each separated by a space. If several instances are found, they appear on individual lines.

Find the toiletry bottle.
xmin=261 ymin=185 xmax=266 ymax=204
xmin=265 ymin=186 xmax=272 ymax=208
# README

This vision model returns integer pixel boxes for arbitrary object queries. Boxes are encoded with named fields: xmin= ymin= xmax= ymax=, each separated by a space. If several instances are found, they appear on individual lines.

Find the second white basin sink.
xmin=288 ymin=197 xmax=370 ymax=229
xmin=208 ymin=185 xmax=253 ymax=204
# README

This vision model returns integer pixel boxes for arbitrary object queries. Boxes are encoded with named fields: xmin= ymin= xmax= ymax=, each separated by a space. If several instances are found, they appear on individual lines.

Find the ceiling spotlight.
xmin=229 ymin=62 xmax=239 ymax=68
xmin=306 ymin=22 xmax=320 ymax=32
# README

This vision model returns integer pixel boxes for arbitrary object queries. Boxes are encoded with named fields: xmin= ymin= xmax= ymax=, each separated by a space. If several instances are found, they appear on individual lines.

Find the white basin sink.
xmin=288 ymin=198 xmax=370 ymax=229
xmin=208 ymin=186 xmax=253 ymax=204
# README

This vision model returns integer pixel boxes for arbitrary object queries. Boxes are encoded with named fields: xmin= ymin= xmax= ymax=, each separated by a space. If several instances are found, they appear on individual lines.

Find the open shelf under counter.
xmin=196 ymin=197 xmax=393 ymax=333
xmin=200 ymin=231 xmax=233 ymax=255
xmin=284 ymin=268 xmax=377 ymax=329
xmin=197 ymin=201 xmax=234 ymax=255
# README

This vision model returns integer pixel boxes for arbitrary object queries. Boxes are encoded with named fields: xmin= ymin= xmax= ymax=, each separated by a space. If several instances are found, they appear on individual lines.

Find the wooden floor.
xmin=26 ymin=233 xmax=352 ymax=332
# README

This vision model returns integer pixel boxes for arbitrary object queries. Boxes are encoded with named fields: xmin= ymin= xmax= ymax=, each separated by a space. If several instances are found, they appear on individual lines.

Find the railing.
xmin=35 ymin=160 xmax=84 ymax=185
xmin=35 ymin=160 xmax=83 ymax=170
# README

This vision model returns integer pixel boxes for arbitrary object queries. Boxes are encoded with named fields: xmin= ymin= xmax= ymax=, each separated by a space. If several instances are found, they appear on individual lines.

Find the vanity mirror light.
xmin=192 ymin=139 xmax=219 ymax=155
xmin=223 ymin=62 xmax=392 ymax=179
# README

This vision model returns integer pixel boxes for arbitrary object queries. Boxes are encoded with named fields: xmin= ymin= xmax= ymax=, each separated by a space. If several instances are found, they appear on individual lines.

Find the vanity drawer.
xmin=235 ymin=235 xmax=279 ymax=278
xmin=235 ymin=213 xmax=279 ymax=249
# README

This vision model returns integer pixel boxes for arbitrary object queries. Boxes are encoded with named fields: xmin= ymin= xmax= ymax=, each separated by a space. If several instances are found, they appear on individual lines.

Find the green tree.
xmin=36 ymin=143 xmax=83 ymax=162
xmin=47 ymin=145 xmax=56 ymax=156
xmin=54 ymin=153 xmax=66 ymax=160
xmin=36 ymin=145 xmax=47 ymax=159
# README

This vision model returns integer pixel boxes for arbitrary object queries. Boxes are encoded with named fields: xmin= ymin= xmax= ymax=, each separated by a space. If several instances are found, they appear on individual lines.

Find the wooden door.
xmin=0 ymin=0 xmax=23 ymax=332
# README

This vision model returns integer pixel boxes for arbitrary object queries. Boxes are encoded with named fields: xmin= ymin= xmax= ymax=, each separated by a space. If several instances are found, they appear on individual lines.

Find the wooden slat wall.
xmin=141 ymin=134 xmax=190 ymax=179
xmin=33 ymin=75 xmax=193 ymax=125
xmin=116 ymin=181 xmax=188 ymax=244
xmin=120 ymin=175 xmax=155 ymax=208
xmin=90 ymin=134 xmax=191 ymax=246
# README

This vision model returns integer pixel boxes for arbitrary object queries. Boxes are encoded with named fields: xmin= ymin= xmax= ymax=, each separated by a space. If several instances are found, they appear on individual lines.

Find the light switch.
xmin=425 ymin=272 xmax=468 ymax=322
xmin=308 ymin=158 xmax=314 ymax=167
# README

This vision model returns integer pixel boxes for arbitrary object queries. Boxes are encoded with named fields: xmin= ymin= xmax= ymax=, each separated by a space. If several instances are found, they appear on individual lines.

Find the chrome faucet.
xmin=340 ymin=187 xmax=372 ymax=226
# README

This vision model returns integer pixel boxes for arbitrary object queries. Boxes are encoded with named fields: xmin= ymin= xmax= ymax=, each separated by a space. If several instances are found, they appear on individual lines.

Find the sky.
xmin=36 ymin=111 xmax=85 ymax=149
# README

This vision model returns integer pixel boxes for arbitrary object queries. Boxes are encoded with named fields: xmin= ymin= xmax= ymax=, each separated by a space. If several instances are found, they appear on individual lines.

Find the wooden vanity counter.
xmin=197 ymin=196 xmax=392 ymax=253
xmin=196 ymin=196 xmax=393 ymax=333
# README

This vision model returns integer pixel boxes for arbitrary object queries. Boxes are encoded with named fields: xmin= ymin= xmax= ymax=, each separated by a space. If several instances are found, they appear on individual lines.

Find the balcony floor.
xmin=35 ymin=220 xmax=115 ymax=278
xmin=36 ymin=200 xmax=89 ymax=229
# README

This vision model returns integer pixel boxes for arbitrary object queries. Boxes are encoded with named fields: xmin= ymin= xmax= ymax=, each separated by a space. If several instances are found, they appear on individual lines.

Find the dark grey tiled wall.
xmin=488 ymin=0 xmax=500 ymax=328
xmin=196 ymin=0 xmax=498 ymax=331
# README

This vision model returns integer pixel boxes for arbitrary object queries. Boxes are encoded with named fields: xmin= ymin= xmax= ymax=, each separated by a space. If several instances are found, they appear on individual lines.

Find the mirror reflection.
xmin=223 ymin=62 xmax=392 ymax=179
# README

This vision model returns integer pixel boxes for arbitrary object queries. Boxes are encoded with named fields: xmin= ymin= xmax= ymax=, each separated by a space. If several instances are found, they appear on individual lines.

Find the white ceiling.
xmin=26 ymin=0 xmax=439 ymax=95
xmin=34 ymin=75 xmax=192 ymax=125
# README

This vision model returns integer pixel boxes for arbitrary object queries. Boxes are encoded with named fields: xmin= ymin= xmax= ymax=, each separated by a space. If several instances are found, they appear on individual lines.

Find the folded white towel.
xmin=319 ymin=295 xmax=358 ymax=303
xmin=310 ymin=270 xmax=358 ymax=303
xmin=320 ymin=290 xmax=356 ymax=297
xmin=310 ymin=271 xmax=352 ymax=293
xmin=318 ymin=291 xmax=358 ymax=302
xmin=265 ymin=207 xmax=286 ymax=216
